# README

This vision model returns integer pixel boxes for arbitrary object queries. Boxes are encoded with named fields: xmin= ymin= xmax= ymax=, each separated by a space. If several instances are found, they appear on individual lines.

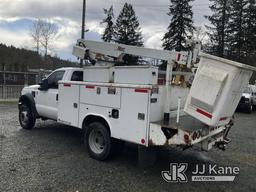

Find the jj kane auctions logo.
xmin=162 ymin=163 xmax=240 ymax=182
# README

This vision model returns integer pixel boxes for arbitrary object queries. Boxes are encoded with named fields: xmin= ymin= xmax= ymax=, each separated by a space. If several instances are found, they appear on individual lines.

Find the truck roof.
xmin=56 ymin=67 xmax=83 ymax=71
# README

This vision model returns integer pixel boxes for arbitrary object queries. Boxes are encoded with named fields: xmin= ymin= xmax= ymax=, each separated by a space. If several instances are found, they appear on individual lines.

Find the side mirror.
xmin=39 ymin=78 xmax=49 ymax=91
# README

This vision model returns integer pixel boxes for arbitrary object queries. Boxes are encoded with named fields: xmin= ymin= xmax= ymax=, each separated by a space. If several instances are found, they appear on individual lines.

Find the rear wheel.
xmin=85 ymin=122 xmax=113 ymax=161
xmin=247 ymin=104 xmax=253 ymax=114
xmin=19 ymin=103 xmax=36 ymax=130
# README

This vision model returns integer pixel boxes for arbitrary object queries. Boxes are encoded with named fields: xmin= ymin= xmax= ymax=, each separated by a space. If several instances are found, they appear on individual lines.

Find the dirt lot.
xmin=0 ymin=103 xmax=255 ymax=192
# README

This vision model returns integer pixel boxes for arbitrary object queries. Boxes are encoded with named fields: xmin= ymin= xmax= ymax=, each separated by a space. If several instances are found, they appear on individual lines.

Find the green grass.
xmin=0 ymin=99 xmax=18 ymax=104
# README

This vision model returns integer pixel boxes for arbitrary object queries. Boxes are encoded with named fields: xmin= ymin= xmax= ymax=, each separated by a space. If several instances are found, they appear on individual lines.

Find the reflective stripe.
xmin=196 ymin=108 xmax=212 ymax=119
xmin=86 ymin=85 xmax=95 ymax=89
xmin=135 ymin=89 xmax=149 ymax=93
xmin=220 ymin=117 xmax=228 ymax=121
xmin=64 ymin=83 xmax=71 ymax=87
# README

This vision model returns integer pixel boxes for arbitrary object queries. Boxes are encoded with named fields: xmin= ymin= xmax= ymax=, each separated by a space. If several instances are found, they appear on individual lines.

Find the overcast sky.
xmin=0 ymin=0 xmax=211 ymax=61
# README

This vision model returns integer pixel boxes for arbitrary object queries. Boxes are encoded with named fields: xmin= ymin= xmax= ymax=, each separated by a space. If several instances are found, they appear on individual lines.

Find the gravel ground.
xmin=0 ymin=103 xmax=255 ymax=192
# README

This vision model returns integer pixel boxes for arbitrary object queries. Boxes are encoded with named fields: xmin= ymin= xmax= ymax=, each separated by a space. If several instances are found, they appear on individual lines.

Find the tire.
xmin=247 ymin=104 xmax=253 ymax=114
xmin=85 ymin=122 xmax=113 ymax=161
xmin=19 ymin=103 xmax=36 ymax=130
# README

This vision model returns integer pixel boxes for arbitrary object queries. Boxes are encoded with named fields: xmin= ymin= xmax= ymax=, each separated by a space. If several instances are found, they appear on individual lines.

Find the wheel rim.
xmin=88 ymin=128 xmax=105 ymax=154
xmin=20 ymin=107 xmax=29 ymax=126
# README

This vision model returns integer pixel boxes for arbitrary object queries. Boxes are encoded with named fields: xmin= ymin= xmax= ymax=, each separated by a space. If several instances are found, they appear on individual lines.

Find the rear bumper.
xmin=149 ymin=116 xmax=228 ymax=151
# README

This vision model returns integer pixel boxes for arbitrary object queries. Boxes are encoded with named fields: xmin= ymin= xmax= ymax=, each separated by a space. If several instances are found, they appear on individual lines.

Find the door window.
xmin=71 ymin=71 xmax=83 ymax=81
xmin=47 ymin=70 xmax=65 ymax=89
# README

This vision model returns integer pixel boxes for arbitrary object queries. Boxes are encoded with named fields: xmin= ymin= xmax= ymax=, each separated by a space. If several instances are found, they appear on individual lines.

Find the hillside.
xmin=0 ymin=44 xmax=78 ymax=72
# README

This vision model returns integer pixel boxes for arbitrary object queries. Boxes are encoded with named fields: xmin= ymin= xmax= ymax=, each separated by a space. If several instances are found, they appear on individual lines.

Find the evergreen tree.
xmin=162 ymin=0 xmax=194 ymax=51
xmin=228 ymin=0 xmax=248 ymax=61
xmin=205 ymin=0 xmax=230 ymax=57
xmin=244 ymin=0 xmax=256 ymax=56
xmin=101 ymin=6 xmax=115 ymax=42
xmin=114 ymin=3 xmax=143 ymax=64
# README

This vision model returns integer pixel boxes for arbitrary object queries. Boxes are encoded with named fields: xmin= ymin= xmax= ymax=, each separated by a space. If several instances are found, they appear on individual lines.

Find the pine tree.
xmin=228 ymin=0 xmax=248 ymax=61
xmin=244 ymin=0 xmax=256 ymax=56
xmin=114 ymin=3 xmax=143 ymax=64
xmin=162 ymin=0 xmax=194 ymax=51
xmin=101 ymin=6 xmax=115 ymax=42
xmin=205 ymin=0 xmax=230 ymax=57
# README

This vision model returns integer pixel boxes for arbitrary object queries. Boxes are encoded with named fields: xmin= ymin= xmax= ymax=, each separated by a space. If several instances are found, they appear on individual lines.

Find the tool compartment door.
xmin=58 ymin=83 xmax=79 ymax=127
xmin=118 ymin=88 xmax=150 ymax=145
xmin=80 ymin=86 xmax=121 ymax=109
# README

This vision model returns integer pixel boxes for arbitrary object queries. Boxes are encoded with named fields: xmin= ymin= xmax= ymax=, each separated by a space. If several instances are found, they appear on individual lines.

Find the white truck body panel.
xmin=80 ymin=85 xmax=121 ymax=109
xmin=83 ymin=66 xmax=113 ymax=83
xmin=114 ymin=66 xmax=158 ymax=85
xmin=58 ymin=83 xmax=80 ymax=126
xmin=58 ymin=81 xmax=152 ymax=145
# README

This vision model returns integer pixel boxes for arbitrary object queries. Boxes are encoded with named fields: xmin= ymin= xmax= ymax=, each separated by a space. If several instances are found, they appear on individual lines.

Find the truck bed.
xmin=154 ymin=115 xmax=207 ymax=133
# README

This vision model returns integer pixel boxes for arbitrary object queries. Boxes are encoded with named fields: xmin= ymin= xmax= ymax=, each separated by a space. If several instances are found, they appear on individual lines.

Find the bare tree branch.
xmin=40 ymin=21 xmax=58 ymax=57
xmin=30 ymin=19 xmax=44 ymax=54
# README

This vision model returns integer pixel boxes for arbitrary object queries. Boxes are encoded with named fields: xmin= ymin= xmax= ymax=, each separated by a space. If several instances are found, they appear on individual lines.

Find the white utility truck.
xmin=19 ymin=39 xmax=256 ymax=161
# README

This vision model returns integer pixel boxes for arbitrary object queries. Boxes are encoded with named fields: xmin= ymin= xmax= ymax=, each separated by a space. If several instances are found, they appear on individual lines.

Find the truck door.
xmin=35 ymin=70 xmax=65 ymax=120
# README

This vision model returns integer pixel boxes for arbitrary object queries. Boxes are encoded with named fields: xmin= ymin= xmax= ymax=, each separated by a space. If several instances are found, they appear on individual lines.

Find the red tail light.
xmin=184 ymin=134 xmax=190 ymax=143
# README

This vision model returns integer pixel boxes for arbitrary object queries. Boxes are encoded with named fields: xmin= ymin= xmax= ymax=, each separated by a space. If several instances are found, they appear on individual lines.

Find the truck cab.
xmin=19 ymin=68 xmax=83 ymax=123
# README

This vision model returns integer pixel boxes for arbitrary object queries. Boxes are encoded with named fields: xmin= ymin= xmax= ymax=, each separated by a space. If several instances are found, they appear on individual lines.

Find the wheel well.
xmin=19 ymin=96 xmax=31 ymax=109
xmin=19 ymin=95 xmax=39 ymax=117
xmin=82 ymin=115 xmax=111 ymax=135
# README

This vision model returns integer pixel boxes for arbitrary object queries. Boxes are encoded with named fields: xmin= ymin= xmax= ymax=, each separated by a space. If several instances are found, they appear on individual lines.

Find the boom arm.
xmin=73 ymin=39 xmax=191 ymax=65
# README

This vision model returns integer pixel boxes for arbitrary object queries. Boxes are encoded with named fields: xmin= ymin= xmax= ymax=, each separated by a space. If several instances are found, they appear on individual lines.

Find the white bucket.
xmin=185 ymin=53 xmax=256 ymax=127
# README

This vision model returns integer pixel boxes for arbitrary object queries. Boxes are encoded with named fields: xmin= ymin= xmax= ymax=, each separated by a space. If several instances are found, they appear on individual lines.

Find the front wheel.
xmin=19 ymin=104 xmax=36 ymax=130
xmin=85 ymin=122 xmax=113 ymax=161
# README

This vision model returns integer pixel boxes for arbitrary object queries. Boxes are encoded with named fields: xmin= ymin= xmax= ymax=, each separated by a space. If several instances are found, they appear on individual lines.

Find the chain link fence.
xmin=0 ymin=85 xmax=24 ymax=99
xmin=0 ymin=70 xmax=51 ymax=100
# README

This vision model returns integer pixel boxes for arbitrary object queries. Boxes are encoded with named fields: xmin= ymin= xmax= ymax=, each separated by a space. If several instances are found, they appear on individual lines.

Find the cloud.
xmin=0 ymin=27 xmax=31 ymax=48
xmin=0 ymin=0 xmax=211 ymax=60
